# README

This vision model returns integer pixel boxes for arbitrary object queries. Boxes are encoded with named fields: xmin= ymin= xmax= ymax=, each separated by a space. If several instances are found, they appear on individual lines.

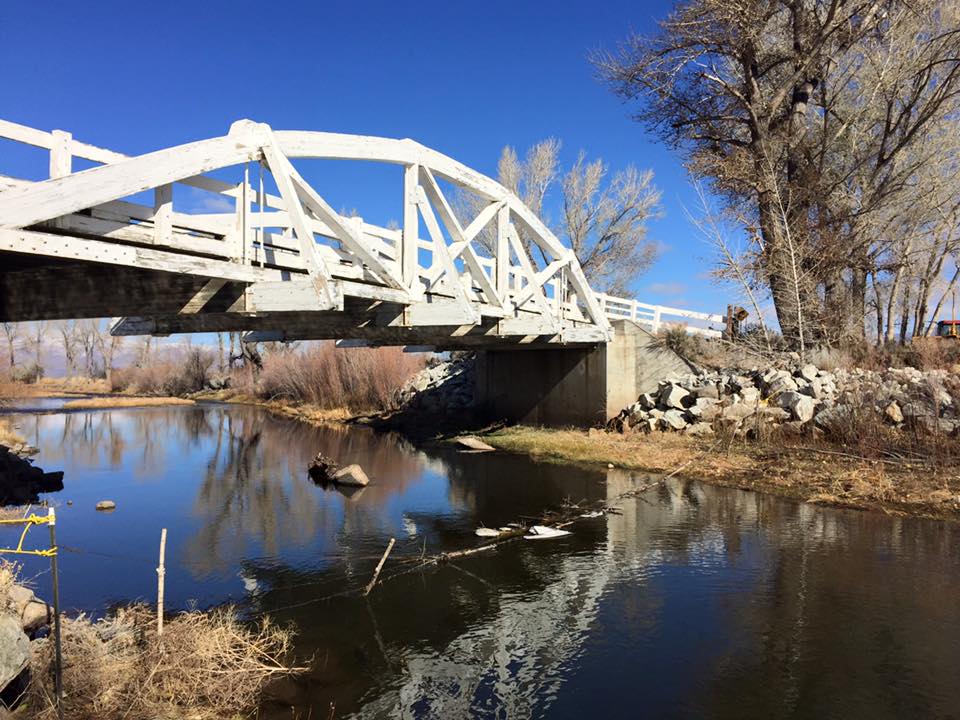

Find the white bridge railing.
xmin=595 ymin=293 xmax=725 ymax=339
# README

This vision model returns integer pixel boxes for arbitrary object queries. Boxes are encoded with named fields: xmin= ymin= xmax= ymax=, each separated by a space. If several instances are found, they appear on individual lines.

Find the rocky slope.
xmin=608 ymin=363 xmax=960 ymax=438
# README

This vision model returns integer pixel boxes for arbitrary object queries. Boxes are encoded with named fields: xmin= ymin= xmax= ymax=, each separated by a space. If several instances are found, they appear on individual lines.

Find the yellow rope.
xmin=0 ymin=513 xmax=56 ymax=556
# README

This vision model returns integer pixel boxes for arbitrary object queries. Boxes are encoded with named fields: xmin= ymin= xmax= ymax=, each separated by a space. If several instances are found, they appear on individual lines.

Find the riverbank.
xmin=60 ymin=396 xmax=194 ymax=410
xmin=6 ymin=377 xmax=960 ymax=523
xmin=191 ymin=389 xmax=354 ymax=425
xmin=477 ymin=426 xmax=960 ymax=522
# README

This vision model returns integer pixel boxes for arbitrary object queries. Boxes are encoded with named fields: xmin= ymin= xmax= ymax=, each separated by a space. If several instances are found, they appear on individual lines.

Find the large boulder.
xmin=778 ymin=391 xmax=816 ymax=423
xmin=660 ymin=409 xmax=688 ymax=431
xmin=884 ymin=401 xmax=904 ymax=425
xmin=685 ymin=423 xmax=715 ymax=437
xmin=659 ymin=384 xmax=690 ymax=410
xmin=21 ymin=600 xmax=50 ymax=633
xmin=766 ymin=373 xmax=799 ymax=397
xmin=456 ymin=436 xmax=495 ymax=452
xmin=333 ymin=464 xmax=370 ymax=487
xmin=723 ymin=403 xmax=755 ymax=421
xmin=0 ymin=615 xmax=29 ymax=693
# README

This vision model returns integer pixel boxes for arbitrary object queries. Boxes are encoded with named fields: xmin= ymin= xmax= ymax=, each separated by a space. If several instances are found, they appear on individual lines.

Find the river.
xmin=3 ymin=401 xmax=959 ymax=719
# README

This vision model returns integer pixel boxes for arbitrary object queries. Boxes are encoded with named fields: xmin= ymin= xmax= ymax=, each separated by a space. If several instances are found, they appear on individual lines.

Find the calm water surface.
xmin=4 ymin=402 xmax=959 ymax=719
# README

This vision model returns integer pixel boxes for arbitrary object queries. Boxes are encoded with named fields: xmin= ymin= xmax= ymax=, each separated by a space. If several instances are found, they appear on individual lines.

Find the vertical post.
xmin=154 ymin=184 xmax=173 ymax=246
xmin=157 ymin=528 xmax=167 ymax=637
xmin=495 ymin=205 xmax=510 ymax=298
xmin=258 ymin=161 xmax=266 ymax=268
xmin=49 ymin=130 xmax=72 ymax=179
xmin=234 ymin=165 xmax=249 ymax=263
xmin=49 ymin=130 xmax=72 ymax=232
xmin=402 ymin=164 xmax=419 ymax=293
xmin=631 ymin=298 xmax=639 ymax=322
xmin=47 ymin=507 xmax=63 ymax=720
xmin=652 ymin=307 xmax=662 ymax=334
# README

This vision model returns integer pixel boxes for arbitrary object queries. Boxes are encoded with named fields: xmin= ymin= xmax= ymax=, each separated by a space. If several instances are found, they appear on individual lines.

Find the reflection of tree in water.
xmin=252 ymin=468 xmax=960 ymax=719
xmin=45 ymin=411 xmax=128 ymax=471
xmin=694 ymin=503 xmax=960 ymax=719
xmin=183 ymin=407 xmax=426 ymax=577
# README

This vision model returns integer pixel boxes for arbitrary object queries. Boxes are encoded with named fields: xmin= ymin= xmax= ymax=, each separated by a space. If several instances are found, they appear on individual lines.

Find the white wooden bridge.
xmin=0 ymin=118 xmax=725 ymax=349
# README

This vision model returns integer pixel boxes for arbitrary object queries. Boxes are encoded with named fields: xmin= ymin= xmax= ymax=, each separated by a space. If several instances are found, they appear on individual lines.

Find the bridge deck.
xmin=0 ymin=119 xmax=726 ymax=348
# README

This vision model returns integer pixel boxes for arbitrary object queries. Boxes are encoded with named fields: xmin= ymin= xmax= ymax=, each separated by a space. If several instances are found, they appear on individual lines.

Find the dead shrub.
xmin=28 ymin=605 xmax=299 ymax=720
xmin=257 ymin=341 xmax=425 ymax=411
xmin=112 ymin=347 xmax=215 ymax=396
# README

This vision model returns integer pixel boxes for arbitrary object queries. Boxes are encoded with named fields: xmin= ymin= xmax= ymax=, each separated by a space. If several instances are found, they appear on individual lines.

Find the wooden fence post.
xmin=157 ymin=528 xmax=167 ymax=636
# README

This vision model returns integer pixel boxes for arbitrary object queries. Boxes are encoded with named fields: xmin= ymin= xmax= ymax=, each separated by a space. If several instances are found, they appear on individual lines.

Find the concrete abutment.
xmin=475 ymin=320 xmax=694 ymax=427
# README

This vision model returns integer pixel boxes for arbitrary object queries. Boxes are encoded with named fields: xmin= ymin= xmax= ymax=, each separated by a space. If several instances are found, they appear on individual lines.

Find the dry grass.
xmin=0 ymin=376 xmax=111 ymax=399
xmin=0 ymin=418 xmax=26 ymax=448
xmin=480 ymin=426 xmax=960 ymax=521
xmin=61 ymin=396 xmax=194 ymax=410
xmin=111 ymin=347 xmax=215 ymax=396
xmin=256 ymin=342 xmax=425 ymax=412
xmin=27 ymin=605 xmax=301 ymax=720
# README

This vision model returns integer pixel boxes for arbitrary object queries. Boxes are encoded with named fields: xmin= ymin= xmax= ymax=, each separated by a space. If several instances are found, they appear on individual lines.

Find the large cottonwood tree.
xmin=595 ymin=0 xmax=960 ymax=347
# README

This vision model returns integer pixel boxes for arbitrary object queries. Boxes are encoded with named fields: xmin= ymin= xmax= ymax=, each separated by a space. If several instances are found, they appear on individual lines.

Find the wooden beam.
xmin=154 ymin=184 xmax=173 ymax=246
xmin=180 ymin=278 xmax=228 ymax=314
xmin=414 ymin=184 xmax=476 ymax=321
xmin=0 ymin=134 xmax=256 ymax=229
xmin=418 ymin=167 xmax=502 ymax=308
xmin=402 ymin=164 xmax=420 ymax=294
xmin=506 ymin=225 xmax=557 ymax=330
xmin=258 ymin=140 xmax=340 ymax=310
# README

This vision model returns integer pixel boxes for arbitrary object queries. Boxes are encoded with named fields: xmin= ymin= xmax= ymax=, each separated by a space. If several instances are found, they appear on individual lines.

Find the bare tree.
xmin=57 ymin=321 xmax=80 ymax=377
xmin=78 ymin=321 xmax=99 ymax=377
xmin=93 ymin=320 xmax=123 ymax=385
xmin=28 ymin=321 xmax=47 ymax=381
xmin=595 ymin=0 xmax=960 ymax=346
xmin=687 ymin=183 xmax=772 ymax=350
xmin=467 ymin=139 xmax=661 ymax=293
xmin=1 ymin=322 xmax=19 ymax=369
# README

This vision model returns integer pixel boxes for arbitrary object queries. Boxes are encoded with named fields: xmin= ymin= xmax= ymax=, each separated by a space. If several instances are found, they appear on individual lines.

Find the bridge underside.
xmin=0 ymin=250 xmax=603 ymax=350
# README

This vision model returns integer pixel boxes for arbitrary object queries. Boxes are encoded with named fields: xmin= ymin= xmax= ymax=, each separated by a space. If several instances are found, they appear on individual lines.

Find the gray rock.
xmin=456 ymin=436 xmax=495 ymax=452
xmin=8 ymin=585 xmax=35 ymax=617
xmin=660 ymin=409 xmax=688 ymax=431
xmin=757 ymin=406 xmax=791 ymax=422
xmin=695 ymin=398 xmax=721 ymax=422
xmin=766 ymin=374 xmax=799 ymax=397
xmin=21 ymin=600 xmax=50 ymax=633
xmin=799 ymin=364 xmax=819 ymax=382
xmin=637 ymin=393 xmax=657 ymax=410
xmin=884 ymin=401 xmax=904 ymax=424
xmin=778 ymin=391 xmax=816 ymax=423
xmin=95 ymin=500 xmax=116 ymax=511
xmin=685 ymin=423 xmax=715 ymax=437
xmin=692 ymin=384 xmax=720 ymax=400
xmin=723 ymin=403 xmax=755 ymax=421
xmin=332 ymin=464 xmax=370 ymax=487
xmin=814 ymin=406 xmax=853 ymax=433
xmin=659 ymin=384 xmax=690 ymax=410
xmin=0 ymin=615 xmax=29 ymax=693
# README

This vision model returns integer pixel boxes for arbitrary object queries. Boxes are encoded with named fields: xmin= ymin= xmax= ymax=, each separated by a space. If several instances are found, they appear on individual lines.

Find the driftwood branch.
xmin=363 ymin=538 xmax=396 ymax=596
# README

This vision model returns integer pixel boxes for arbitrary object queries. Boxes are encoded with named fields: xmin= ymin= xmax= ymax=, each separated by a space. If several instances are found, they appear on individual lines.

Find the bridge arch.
xmin=0 ymin=119 xmax=618 ymax=348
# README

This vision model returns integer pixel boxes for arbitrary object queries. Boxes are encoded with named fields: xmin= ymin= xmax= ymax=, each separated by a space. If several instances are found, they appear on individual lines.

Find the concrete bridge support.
xmin=475 ymin=320 xmax=695 ymax=427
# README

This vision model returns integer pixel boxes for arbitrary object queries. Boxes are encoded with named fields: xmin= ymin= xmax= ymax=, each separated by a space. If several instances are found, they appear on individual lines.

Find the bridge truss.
xmin=0 ymin=118 xmax=624 ymax=349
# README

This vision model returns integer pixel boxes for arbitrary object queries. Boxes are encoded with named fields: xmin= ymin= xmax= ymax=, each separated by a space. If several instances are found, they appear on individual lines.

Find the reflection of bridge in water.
xmin=11 ymin=403 xmax=960 ymax=717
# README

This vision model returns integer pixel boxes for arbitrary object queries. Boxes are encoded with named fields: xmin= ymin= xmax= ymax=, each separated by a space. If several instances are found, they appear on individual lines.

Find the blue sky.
xmin=0 ymin=0 xmax=731 ymax=314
